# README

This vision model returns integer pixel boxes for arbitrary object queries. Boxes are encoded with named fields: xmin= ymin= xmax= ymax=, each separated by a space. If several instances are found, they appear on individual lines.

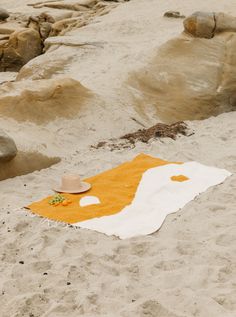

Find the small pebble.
xmin=163 ymin=11 xmax=185 ymax=18
xmin=19 ymin=261 xmax=24 ymax=264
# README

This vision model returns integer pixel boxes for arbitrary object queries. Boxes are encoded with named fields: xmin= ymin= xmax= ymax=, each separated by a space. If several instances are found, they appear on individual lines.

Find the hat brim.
xmin=53 ymin=182 xmax=91 ymax=194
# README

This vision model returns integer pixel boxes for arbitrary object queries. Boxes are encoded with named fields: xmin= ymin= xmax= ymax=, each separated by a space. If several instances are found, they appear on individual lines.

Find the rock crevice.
xmin=0 ymin=0 xmax=125 ymax=71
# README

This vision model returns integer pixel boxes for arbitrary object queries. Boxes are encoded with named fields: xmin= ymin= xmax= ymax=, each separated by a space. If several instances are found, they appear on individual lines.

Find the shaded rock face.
xmin=0 ymin=130 xmax=17 ymax=163
xmin=128 ymin=26 xmax=236 ymax=122
xmin=184 ymin=12 xmax=236 ymax=39
xmin=28 ymin=0 xmax=122 ymax=38
xmin=184 ymin=11 xmax=215 ymax=39
xmin=0 ymin=1 xmax=121 ymax=72
xmin=0 ymin=28 xmax=42 ymax=71
xmin=27 ymin=12 xmax=54 ymax=41
xmin=0 ymin=77 xmax=92 ymax=124
xmin=0 ymin=151 xmax=60 ymax=181
xmin=0 ymin=8 xmax=9 ymax=21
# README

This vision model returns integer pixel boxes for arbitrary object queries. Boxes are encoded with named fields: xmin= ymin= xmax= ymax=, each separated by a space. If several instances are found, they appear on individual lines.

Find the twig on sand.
xmin=28 ymin=0 xmax=64 ymax=7
xmin=131 ymin=117 xmax=147 ymax=128
xmin=45 ymin=41 xmax=105 ymax=48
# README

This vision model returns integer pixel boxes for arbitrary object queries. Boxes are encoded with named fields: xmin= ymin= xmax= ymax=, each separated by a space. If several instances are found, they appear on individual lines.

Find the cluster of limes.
xmin=48 ymin=194 xmax=72 ymax=207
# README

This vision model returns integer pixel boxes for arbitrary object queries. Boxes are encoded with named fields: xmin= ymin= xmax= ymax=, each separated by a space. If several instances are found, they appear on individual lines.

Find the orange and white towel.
xmin=28 ymin=154 xmax=231 ymax=239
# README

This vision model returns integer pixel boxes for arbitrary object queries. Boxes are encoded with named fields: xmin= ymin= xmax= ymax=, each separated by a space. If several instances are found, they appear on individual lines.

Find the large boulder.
xmin=184 ymin=11 xmax=236 ymax=38
xmin=0 ymin=28 xmax=42 ymax=71
xmin=0 ymin=130 xmax=17 ymax=163
xmin=128 ymin=22 xmax=236 ymax=122
xmin=0 ymin=8 xmax=9 ymax=21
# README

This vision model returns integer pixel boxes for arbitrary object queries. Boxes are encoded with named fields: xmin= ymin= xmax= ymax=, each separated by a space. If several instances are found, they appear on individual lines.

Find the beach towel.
xmin=27 ymin=154 xmax=231 ymax=239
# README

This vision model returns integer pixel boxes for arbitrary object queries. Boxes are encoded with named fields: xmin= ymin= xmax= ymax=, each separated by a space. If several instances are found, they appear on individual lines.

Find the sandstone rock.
xmin=0 ymin=130 xmax=17 ymax=163
xmin=183 ymin=11 xmax=215 ymax=38
xmin=0 ymin=71 xmax=17 ymax=84
xmin=27 ymin=13 xmax=54 ymax=40
xmin=0 ymin=8 xmax=9 ymax=21
xmin=50 ymin=17 xmax=82 ymax=36
xmin=27 ymin=0 xmax=118 ymax=36
xmin=39 ymin=22 xmax=52 ymax=40
xmin=17 ymin=53 xmax=72 ymax=80
xmin=0 ymin=25 xmax=19 ymax=35
xmin=0 ymin=34 xmax=9 ymax=41
xmin=215 ymin=12 xmax=236 ymax=33
xmin=0 ymin=151 xmax=60 ymax=181
xmin=0 ymin=28 xmax=42 ymax=71
xmin=184 ymin=11 xmax=236 ymax=39
xmin=0 ymin=77 xmax=92 ymax=124
xmin=128 ymin=32 xmax=236 ymax=122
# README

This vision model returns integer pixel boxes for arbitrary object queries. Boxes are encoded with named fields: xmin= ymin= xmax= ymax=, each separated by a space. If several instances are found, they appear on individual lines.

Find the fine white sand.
xmin=0 ymin=0 xmax=236 ymax=316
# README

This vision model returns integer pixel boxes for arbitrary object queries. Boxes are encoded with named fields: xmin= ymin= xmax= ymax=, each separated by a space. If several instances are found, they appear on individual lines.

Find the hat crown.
xmin=61 ymin=174 xmax=82 ymax=190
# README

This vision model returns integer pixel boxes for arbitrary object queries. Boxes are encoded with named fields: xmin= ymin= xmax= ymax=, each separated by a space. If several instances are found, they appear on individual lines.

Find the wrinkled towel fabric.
xmin=75 ymin=161 xmax=231 ymax=239
xmin=28 ymin=154 xmax=174 ymax=223
xmin=27 ymin=154 xmax=231 ymax=239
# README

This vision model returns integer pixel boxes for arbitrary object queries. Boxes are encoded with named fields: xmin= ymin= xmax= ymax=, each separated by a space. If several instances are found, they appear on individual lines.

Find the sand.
xmin=0 ymin=0 xmax=236 ymax=316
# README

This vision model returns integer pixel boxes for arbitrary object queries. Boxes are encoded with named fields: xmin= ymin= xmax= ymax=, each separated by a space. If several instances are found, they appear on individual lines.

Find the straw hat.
xmin=53 ymin=174 xmax=91 ymax=194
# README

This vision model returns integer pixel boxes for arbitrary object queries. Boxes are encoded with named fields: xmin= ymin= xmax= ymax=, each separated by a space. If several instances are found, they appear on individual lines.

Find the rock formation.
xmin=0 ymin=8 xmax=9 ymax=21
xmin=25 ymin=0 xmax=124 ymax=38
xmin=0 ymin=151 xmax=60 ymax=181
xmin=0 ymin=1 xmax=122 ymax=71
xmin=27 ymin=13 xmax=54 ymax=41
xmin=128 ymin=12 xmax=236 ymax=122
xmin=184 ymin=11 xmax=236 ymax=38
xmin=0 ymin=28 xmax=42 ymax=71
xmin=0 ymin=130 xmax=17 ymax=162
xmin=0 ymin=77 xmax=92 ymax=124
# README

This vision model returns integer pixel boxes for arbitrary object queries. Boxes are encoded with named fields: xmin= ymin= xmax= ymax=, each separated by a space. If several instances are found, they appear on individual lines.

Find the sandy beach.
xmin=0 ymin=0 xmax=236 ymax=316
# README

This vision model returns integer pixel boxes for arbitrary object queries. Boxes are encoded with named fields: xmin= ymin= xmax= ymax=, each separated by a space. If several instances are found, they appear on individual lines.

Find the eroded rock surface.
xmin=0 ymin=28 xmax=42 ymax=71
xmin=0 ymin=151 xmax=60 ymax=181
xmin=0 ymin=129 xmax=17 ymax=162
xmin=0 ymin=0 xmax=123 ymax=71
xmin=128 ymin=13 xmax=236 ymax=122
xmin=27 ymin=0 xmax=124 ymax=38
xmin=0 ymin=8 xmax=9 ymax=21
xmin=184 ymin=11 xmax=236 ymax=38
xmin=0 ymin=77 xmax=92 ymax=123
